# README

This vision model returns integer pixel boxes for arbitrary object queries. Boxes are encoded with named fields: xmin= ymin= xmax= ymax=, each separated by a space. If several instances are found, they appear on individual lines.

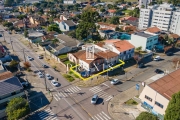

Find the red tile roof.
xmin=149 ymin=68 xmax=180 ymax=100
xmin=96 ymin=50 xmax=118 ymax=59
xmin=108 ymin=9 xmax=116 ymax=13
xmin=169 ymin=34 xmax=180 ymax=39
xmin=146 ymin=26 xmax=160 ymax=33
xmin=0 ymin=71 xmax=13 ymax=81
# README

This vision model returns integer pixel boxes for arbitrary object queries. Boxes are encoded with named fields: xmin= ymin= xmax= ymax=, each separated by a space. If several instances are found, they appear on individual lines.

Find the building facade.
xmin=139 ymin=0 xmax=152 ymax=8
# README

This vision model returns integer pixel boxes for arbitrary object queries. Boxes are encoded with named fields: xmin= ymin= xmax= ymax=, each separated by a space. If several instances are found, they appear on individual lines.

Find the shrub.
xmin=63 ymin=74 xmax=74 ymax=82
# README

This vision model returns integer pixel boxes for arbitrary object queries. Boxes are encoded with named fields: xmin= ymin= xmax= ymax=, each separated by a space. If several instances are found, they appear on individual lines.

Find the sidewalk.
xmin=107 ymin=76 xmax=159 ymax=120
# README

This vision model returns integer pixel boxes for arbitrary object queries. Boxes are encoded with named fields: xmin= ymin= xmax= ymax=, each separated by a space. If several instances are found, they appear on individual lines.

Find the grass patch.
xmin=125 ymin=99 xmax=138 ymax=105
xmin=58 ymin=54 xmax=67 ymax=59
xmin=122 ymin=9 xmax=133 ymax=14
xmin=63 ymin=74 xmax=75 ymax=82
xmin=63 ymin=60 xmax=75 ymax=66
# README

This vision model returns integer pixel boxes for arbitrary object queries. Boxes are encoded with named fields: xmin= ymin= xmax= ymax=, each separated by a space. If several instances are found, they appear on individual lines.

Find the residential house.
xmin=29 ymin=15 xmax=46 ymax=26
xmin=119 ymin=16 xmax=139 ymax=26
xmin=118 ymin=4 xmax=128 ymax=10
xmin=68 ymin=50 xmax=86 ymax=64
xmin=169 ymin=33 xmax=180 ymax=42
xmin=108 ymin=9 xmax=116 ymax=16
xmin=98 ymin=40 xmax=135 ymax=60
xmin=145 ymin=26 xmax=161 ymax=34
xmin=0 ymin=71 xmax=25 ymax=118
xmin=13 ymin=20 xmax=25 ymax=29
xmin=56 ymin=20 xmax=76 ymax=32
xmin=122 ymin=25 xmax=139 ymax=34
xmin=49 ymin=34 xmax=80 ymax=55
xmin=60 ymin=14 xmax=70 ymax=21
xmin=130 ymin=32 xmax=158 ymax=50
xmin=63 ymin=0 xmax=76 ymax=4
xmin=139 ymin=68 xmax=180 ymax=119
xmin=96 ymin=22 xmax=117 ymax=31
xmin=0 ymin=45 xmax=6 ymax=58
xmin=41 ymin=34 xmax=55 ymax=42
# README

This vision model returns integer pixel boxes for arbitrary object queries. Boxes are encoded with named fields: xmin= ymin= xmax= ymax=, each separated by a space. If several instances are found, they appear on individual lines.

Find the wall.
xmin=130 ymin=34 xmax=147 ymax=50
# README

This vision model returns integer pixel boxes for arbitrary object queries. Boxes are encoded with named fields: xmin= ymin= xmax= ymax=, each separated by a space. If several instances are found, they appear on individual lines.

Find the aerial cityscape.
xmin=0 ymin=0 xmax=180 ymax=120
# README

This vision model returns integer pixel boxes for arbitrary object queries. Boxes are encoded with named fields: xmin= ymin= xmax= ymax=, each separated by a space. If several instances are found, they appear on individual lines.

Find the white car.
xmin=91 ymin=95 xmax=99 ymax=104
xmin=38 ymin=72 xmax=44 ymax=78
xmin=111 ymin=79 xmax=119 ymax=85
xmin=46 ymin=74 xmax=52 ymax=80
xmin=27 ymin=56 xmax=33 ymax=61
xmin=154 ymin=56 xmax=161 ymax=61
xmin=51 ymin=80 xmax=59 ymax=87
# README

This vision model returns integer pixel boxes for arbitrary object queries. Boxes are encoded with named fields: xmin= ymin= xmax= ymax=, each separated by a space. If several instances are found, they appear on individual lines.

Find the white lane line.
xmin=68 ymin=87 xmax=74 ymax=93
xmin=53 ymin=95 xmax=58 ymax=101
xmin=102 ymin=83 xmax=109 ymax=87
xmin=64 ymin=90 xmax=70 ymax=96
xmin=96 ymin=114 xmax=104 ymax=120
xmin=66 ymin=89 xmax=72 ymax=94
xmin=51 ymin=117 xmax=58 ymax=120
xmin=71 ymin=87 xmax=78 ymax=92
xmin=76 ymin=86 xmax=81 ymax=90
xmin=72 ymin=86 xmax=79 ymax=92
xmin=102 ymin=112 xmax=111 ymax=119
xmin=92 ymin=117 xmax=96 ymax=120
xmin=100 ymin=113 xmax=108 ymax=120
xmin=94 ymin=116 xmax=100 ymax=120
xmin=89 ymin=86 xmax=99 ymax=91
xmin=105 ymin=96 xmax=113 ymax=101
xmin=55 ymin=94 xmax=61 ymax=100
xmin=90 ymin=87 xmax=102 ymax=93
xmin=59 ymin=92 xmax=65 ymax=97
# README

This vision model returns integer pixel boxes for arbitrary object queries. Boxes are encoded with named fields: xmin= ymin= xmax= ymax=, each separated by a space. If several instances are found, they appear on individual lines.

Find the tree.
xmin=100 ymin=8 xmax=106 ymax=12
xmin=17 ymin=15 xmax=27 ymax=20
xmin=6 ymin=97 xmax=30 ymax=120
xmin=136 ymin=112 xmax=158 ymax=120
xmin=3 ymin=21 xmax=13 ymax=27
xmin=52 ymin=38 xmax=59 ymax=46
xmin=4 ymin=0 xmax=13 ymax=7
xmin=164 ymin=91 xmax=180 ymax=120
xmin=23 ymin=62 xmax=31 ymax=69
xmin=24 ymin=30 xmax=28 ymax=38
xmin=68 ymin=30 xmax=76 ymax=38
xmin=109 ymin=16 xmax=119 ymax=24
xmin=48 ymin=24 xmax=61 ymax=33
xmin=136 ymin=46 xmax=142 ymax=53
xmin=9 ymin=60 xmax=19 ymax=68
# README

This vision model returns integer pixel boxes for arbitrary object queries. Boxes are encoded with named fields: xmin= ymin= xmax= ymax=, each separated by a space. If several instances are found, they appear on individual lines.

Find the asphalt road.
xmin=1 ymin=26 xmax=179 ymax=120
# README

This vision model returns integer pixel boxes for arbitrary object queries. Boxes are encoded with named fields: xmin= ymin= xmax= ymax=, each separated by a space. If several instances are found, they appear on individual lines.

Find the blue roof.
xmin=0 ymin=77 xmax=23 ymax=97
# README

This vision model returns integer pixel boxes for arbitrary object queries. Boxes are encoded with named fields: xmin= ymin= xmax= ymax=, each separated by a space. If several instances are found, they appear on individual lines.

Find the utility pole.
xmin=22 ymin=48 xmax=26 ymax=62
xmin=2 ymin=31 xmax=5 ymax=42
xmin=43 ymin=70 xmax=48 ymax=91
xmin=10 ymin=37 xmax=14 ymax=51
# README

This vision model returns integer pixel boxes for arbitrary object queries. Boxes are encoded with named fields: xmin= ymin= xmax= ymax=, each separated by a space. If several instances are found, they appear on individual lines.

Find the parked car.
xmin=154 ymin=56 xmax=161 ymax=61
xmin=155 ymin=69 xmax=164 ymax=74
xmin=21 ymin=81 xmax=29 ymax=88
xmin=91 ymin=95 xmax=99 ymax=104
xmin=27 ymin=56 xmax=33 ymax=61
xmin=46 ymin=74 xmax=52 ymax=80
xmin=42 ymin=64 xmax=48 ymax=68
xmin=166 ymin=52 xmax=173 ymax=56
xmin=38 ymin=72 xmax=44 ymax=78
xmin=38 ymin=55 xmax=43 ymax=59
xmin=51 ymin=80 xmax=59 ymax=87
xmin=0 ymin=34 xmax=2 ymax=37
xmin=110 ymin=79 xmax=119 ymax=85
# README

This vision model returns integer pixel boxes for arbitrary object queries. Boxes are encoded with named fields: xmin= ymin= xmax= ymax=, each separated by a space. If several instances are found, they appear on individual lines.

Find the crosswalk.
xmin=89 ymin=86 xmax=113 ymax=102
xmin=53 ymin=86 xmax=81 ymax=101
xmin=89 ymin=111 xmax=111 ymax=120
xmin=38 ymin=108 xmax=58 ymax=120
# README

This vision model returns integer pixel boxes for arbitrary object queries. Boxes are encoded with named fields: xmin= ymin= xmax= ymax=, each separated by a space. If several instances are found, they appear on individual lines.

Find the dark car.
xmin=42 ymin=64 xmax=48 ymax=68
xmin=166 ymin=52 xmax=173 ymax=56
xmin=155 ymin=69 xmax=164 ymax=74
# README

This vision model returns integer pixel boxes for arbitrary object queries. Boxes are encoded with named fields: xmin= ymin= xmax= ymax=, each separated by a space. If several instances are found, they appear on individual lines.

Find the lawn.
xmin=58 ymin=54 xmax=67 ymax=59
xmin=63 ymin=74 xmax=75 ymax=82
xmin=125 ymin=99 xmax=138 ymax=105
xmin=63 ymin=60 xmax=75 ymax=66
xmin=122 ymin=9 xmax=133 ymax=14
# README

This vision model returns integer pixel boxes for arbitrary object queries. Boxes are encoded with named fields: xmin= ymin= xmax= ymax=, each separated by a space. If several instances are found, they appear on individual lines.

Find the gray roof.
xmin=54 ymin=43 xmax=65 ymax=50
xmin=0 ymin=77 xmax=23 ymax=97
xmin=134 ymin=32 xmax=154 ymax=38
xmin=64 ymin=20 xmax=76 ymax=27
xmin=57 ymin=34 xmax=79 ymax=47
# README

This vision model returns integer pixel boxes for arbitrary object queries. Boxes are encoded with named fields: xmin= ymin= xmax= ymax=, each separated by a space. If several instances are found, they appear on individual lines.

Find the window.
xmin=11 ymin=92 xmax=16 ymax=95
xmin=155 ymin=101 xmax=163 ymax=108
xmin=145 ymin=95 xmax=152 ymax=102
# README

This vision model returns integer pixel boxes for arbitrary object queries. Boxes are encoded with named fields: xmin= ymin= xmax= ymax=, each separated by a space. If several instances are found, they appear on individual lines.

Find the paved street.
xmin=0 ymin=26 xmax=179 ymax=120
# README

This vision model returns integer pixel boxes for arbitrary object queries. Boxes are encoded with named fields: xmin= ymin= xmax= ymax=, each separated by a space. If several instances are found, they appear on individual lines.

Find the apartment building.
xmin=139 ymin=3 xmax=180 ymax=35
xmin=139 ymin=0 xmax=152 ymax=8
xmin=130 ymin=31 xmax=158 ymax=50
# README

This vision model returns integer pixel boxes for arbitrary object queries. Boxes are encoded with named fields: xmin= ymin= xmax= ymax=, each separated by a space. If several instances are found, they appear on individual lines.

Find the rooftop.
xmin=146 ymin=26 xmax=160 ymax=33
xmin=149 ymin=68 xmax=180 ymax=100
xmin=57 ymin=34 xmax=79 ymax=47
xmin=134 ymin=32 xmax=154 ymax=38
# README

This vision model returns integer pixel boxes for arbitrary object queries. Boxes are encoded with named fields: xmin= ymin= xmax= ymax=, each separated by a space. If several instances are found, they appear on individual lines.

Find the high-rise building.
xmin=139 ymin=0 xmax=152 ymax=8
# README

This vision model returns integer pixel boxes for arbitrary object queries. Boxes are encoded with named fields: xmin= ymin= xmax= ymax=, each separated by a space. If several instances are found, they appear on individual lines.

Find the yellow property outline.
xmin=70 ymin=59 xmax=125 ymax=81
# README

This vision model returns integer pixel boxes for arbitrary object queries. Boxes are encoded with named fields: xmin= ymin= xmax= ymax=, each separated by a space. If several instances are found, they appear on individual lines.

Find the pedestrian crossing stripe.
xmin=38 ymin=109 xmax=58 ymax=120
xmin=90 ymin=111 xmax=111 ymax=120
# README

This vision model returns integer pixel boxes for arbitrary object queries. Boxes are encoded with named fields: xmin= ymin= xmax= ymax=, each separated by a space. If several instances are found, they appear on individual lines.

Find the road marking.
xmin=53 ymin=95 xmax=58 ymax=101
xmin=97 ymin=114 xmax=104 ymax=120
xmin=102 ymin=111 xmax=111 ymax=119
xmin=76 ymin=86 xmax=81 ymax=90
xmin=66 ymin=89 xmax=72 ymax=94
xmin=59 ymin=92 xmax=66 ymax=97
xmin=105 ymin=96 xmax=113 ymax=101
xmin=100 ymin=113 xmax=108 ymax=120
xmin=71 ymin=87 xmax=78 ymax=92
xmin=102 ymin=83 xmax=109 ymax=87
xmin=94 ymin=116 xmax=100 ymax=120
xmin=68 ymin=87 xmax=74 ymax=93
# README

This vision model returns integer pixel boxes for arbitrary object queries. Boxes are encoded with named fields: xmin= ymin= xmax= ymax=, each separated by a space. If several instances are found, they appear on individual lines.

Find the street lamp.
xmin=10 ymin=37 xmax=14 ymax=51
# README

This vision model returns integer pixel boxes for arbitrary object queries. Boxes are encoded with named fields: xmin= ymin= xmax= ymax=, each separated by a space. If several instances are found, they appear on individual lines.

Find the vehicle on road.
xmin=42 ymin=64 xmax=48 ymax=68
xmin=91 ymin=95 xmax=99 ymax=104
xmin=0 ymin=34 xmax=2 ymax=37
xmin=51 ymin=80 xmax=59 ymax=87
xmin=38 ymin=55 xmax=43 ymax=59
xmin=154 ymin=56 xmax=161 ymax=61
xmin=166 ymin=52 xmax=173 ymax=56
xmin=110 ymin=79 xmax=119 ymax=85
xmin=38 ymin=72 xmax=44 ymax=78
xmin=21 ymin=81 xmax=29 ymax=88
xmin=27 ymin=56 xmax=33 ymax=61
xmin=155 ymin=69 xmax=164 ymax=74
xmin=46 ymin=74 xmax=52 ymax=80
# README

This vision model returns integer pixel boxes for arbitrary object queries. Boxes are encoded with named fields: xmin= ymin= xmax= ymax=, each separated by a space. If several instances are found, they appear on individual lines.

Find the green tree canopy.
xmin=4 ymin=0 xmax=13 ymax=7
xmin=9 ymin=60 xmax=19 ymax=68
xmin=6 ymin=97 xmax=30 ymax=120
xmin=3 ymin=22 xmax=13 ymax=27
xmin=164 ymin=91 xmax=180 ymax=120
xmin=136 ymin=112 xmax=158 ymax=120
xmin=109 ymin=16 xmax=119 ymax=24
xmin=48 ymin=24 xmax=61 ymax=33
xmin=17 ymin=15 xmax=27 ymax=20
xmin=24 ymin=30 xmax=28 ymax=38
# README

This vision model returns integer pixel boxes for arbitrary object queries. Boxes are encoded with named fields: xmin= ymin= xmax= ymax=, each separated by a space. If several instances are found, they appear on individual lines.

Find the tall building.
xmin=139 ymin=3 xmax=180 ymax=35
xmin=139 ymin=0 xmax=152 ymax=8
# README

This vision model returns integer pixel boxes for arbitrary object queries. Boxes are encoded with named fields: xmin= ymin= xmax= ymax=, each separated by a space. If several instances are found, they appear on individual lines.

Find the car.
xmin=21 ymin=81 xmax=29 ymax=88
xmin=27 ymin=56 xmax=33 ymax=61
xmin=51 ymin=80 xmax=59 ymax=87
xmin=155 ymin=69 xmax=164 ymax=74
xmin=38 ymin=55 xmax=43 ymax=59
xmin=0 ymin=34 xmax=2 ymax=37
xmin=110 ymin=79 xmax=119 ymax=85
xmin=38 ymin=72 xmax=44 ymax=78
xmin=42 ymin=64 xmax=48 ymax=68
xmin=46 ymin=74 xmax=52 ymax=80
xmin=166 ymin=52 xmax=173 ymax=56
xmin=91 ymin=95 xmax=98 ymax=104
xmin=154 ymin=56 xmax=161 ymax=61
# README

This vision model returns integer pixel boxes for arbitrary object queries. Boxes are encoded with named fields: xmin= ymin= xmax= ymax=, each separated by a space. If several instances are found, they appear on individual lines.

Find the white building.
xmin=139 ymin=0 xmax=152 ymax=8
xmin=139 ymin=68 xmax=180 ymax=119
xmin=139 ymin=3 xmax=180 ymax=35
xmin=130 ymin=32 xmax=158 ymax=50
xmin=63 ymin=0 xmax=76 ymax=4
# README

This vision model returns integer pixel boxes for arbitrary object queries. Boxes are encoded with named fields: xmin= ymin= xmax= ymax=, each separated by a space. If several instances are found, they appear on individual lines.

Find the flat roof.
xmin=149 ymin=68 xmax=180 ymax=100
xmin=134 ymin=32 xmax=154 ymax=38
